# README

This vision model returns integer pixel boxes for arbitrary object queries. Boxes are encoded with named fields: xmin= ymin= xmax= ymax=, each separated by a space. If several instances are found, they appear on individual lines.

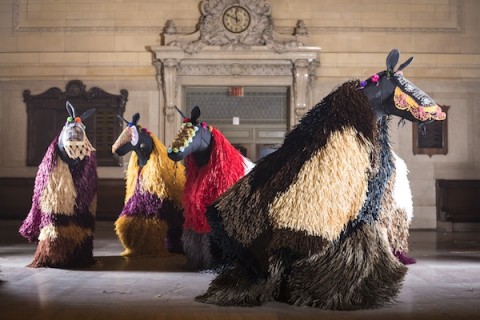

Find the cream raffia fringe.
xmin=40 ymin=157 xmax=77 ymax=215
xmin=269 ymin=127 xmax=372 ymax=240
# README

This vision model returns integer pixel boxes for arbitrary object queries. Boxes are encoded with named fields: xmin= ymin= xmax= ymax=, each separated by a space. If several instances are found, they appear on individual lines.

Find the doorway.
xmin=183 ymin=86 xmax=288 ymax=161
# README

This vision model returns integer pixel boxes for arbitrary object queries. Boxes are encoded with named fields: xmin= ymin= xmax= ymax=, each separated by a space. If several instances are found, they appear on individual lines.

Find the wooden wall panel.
xmin=436 ymin=180 xmax=480 ymax=223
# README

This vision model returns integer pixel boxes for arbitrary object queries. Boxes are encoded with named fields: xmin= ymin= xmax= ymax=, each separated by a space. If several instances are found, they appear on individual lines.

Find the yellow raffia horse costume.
xmin=113 ymin=113 xmax=185 ymax=256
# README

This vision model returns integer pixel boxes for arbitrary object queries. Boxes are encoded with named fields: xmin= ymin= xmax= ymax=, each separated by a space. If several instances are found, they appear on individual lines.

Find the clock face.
xmin=222 ymin=6 xmax=251 ymax=33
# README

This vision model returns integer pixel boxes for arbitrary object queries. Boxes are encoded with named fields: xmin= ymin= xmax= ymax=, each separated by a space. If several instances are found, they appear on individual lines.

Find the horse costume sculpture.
xmin=197 ymin=49 xmax=445 ymax=309
xmin=112 ymin=113 xmax=185 ymax=256
xmin=167 ymin=106 xmax=254 ymax=270
xmin=19 ymin=102 xmax=97 ymax=268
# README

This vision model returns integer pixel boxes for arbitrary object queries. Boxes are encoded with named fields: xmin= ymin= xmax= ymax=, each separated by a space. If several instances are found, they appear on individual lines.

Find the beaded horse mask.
xmin=167 ymin=106 xmax=212 ymax=167
xmin=58 ymin=101 xmax=96 ymax=161
xmin=361 ymin=49 xmax=445 ymax=123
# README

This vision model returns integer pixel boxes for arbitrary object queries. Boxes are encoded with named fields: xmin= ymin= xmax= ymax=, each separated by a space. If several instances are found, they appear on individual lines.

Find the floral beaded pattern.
xmin=360 ymin=70 xmax=446 ymax=122
xmin=392 ymin=72 xmax=446 ymax=121
xmin=168 ymin=120 xmax=211 ymax=154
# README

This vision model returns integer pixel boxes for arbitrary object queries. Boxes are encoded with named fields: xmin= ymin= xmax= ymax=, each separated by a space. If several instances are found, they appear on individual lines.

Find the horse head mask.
xmin=112 ymin=113 xmax=153 ymax=167
xmin=57 ymin=101 xmax=96 ymax=166
xmin=167 ymin=106 xmax=212 ymax=167
xmin=361 ymin=49 xmax=446 ymax=124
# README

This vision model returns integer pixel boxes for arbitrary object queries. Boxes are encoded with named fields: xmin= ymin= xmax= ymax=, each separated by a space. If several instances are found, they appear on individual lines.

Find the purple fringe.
xmin=19 ymin=135 xmax=60 ymax=242
xmin=120 ymin=191 xmax=163 ymax=219
xmin=70 ymin=153 xmax=97 ymax=231
xmin=394 ymin=250 xmax=416 ymax=265
xmin=19 ymin=135 xmax=97 ymax=242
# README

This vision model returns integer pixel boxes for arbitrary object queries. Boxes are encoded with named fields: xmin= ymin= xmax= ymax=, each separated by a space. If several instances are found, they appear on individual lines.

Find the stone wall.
xmin=1 ymin=0 xmax=479 ymax=228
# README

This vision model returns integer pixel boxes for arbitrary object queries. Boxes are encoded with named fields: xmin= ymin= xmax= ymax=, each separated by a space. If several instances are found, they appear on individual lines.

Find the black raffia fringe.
xmin=195 ymin=263 xmax=276 ymax=306
xmin=196 ymin=245 xmax=289 ymax=306
xmin=285 ymin=223 xmax=407 ymax=310
xmin=206 ymin=202 xmax=263 ymax=274
xmin=181 ymin=229 xmax=213 ymax=271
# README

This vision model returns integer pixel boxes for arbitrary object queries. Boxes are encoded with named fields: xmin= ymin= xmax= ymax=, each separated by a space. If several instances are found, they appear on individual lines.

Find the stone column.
xmin=293 ymin=59 xmax=310 ymax=125
xmin=308 ymin=59 xmax=319 ymax=111
xmin=152 ymin=60 xmax=165 ymax=141
xmin=159 ymin=58 xmax=180 ymax=144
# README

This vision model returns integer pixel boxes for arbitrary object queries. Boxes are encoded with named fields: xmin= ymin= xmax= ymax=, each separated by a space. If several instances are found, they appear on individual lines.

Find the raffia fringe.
xmin=124 ymin=134 xmax=185 ymax=207
xmin=40 ymin=157 xmax=77 ymax=215
xmin=269 ymin=127 xmax=372 ymax=240
xmin=114 ymin=215 xmax=170 ymax=256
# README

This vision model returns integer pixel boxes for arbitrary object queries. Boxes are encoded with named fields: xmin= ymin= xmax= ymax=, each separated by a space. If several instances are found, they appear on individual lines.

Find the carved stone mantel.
xmin=150 ymin=0 xmax=320 ymax=143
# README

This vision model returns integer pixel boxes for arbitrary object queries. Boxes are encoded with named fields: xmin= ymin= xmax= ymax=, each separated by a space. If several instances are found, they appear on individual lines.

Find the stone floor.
xmin=0 ymin=220 xmax=479 ymax=320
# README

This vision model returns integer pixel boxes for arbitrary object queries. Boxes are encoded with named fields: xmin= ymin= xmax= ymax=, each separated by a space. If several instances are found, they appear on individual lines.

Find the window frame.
xmin=24 ymin=80 xmax=128 ymax=167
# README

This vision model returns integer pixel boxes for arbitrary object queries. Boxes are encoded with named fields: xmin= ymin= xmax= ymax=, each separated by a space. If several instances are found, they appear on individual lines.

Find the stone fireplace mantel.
xmin=149 ymin=0 xmax=320 ymax=144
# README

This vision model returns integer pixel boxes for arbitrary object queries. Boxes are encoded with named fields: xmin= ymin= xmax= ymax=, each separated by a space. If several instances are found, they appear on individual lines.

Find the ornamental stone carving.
xmin=150 ymin=0 xmax=320 ymax=143
xmin=166 ymin=0 xmax=307 ymax=54
xmin=178 ymin=63 xmax=293 ymax=77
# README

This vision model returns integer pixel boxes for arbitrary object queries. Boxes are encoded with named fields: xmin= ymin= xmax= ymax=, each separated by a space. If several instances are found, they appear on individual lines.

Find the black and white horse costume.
xmin=197 ymin=49 xmax=446 ymax=309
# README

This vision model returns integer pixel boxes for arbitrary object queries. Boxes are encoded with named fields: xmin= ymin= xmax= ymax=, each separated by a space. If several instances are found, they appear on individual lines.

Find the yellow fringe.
xmin=124 ymin=153 xmax=138 ymax=202
xmin=124 ymin=134 xmax=185 ymax=208
xmin=114 ymin=215 xmax=170 ymax=256
xmin=269 ymin=127 xmax=372 ymax=241
xmin=40 ymin=156 xmax=77 ymax=215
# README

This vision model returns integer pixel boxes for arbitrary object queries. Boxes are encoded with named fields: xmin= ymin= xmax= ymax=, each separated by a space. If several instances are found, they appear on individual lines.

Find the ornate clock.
xmin=166 ymin=0 xmax=307 ymax=53
xmin=222 ymin=6 xmax=251 ymax=33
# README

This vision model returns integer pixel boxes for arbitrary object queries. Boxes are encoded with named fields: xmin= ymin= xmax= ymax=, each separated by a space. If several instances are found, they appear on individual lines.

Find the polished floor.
xmin=1 ymin=220 xmax=479 ymax=320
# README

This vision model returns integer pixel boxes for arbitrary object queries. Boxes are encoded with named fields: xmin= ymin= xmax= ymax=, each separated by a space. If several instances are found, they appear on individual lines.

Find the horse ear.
xmin=397 ymin=56 xmax=414 ymax=72
xmin=174 ymin=105 xmax=187 ymax=119
xmin=80 ymin=108 xmax=96 ymax=121
xmin=66 ymin=101 xmax=75 ymax=118
xmin=132 ymin=113 xmax=140 ymax=125
xmin=190 ymin=106 xmax=201 ymax=123
xmin=117 ymin=114 xmax=129 ymax=124
xmin=386 ymin=49 xmax=400 ymax=71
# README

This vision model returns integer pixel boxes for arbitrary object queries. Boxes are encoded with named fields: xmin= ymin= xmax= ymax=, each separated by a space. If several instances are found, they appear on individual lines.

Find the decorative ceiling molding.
xmin=12 ymin=0 xmax=464 ymax=34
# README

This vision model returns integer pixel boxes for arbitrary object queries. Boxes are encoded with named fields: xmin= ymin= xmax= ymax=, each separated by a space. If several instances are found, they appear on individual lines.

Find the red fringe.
xmin=183 ymin=127 xmax=245 ymax=233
